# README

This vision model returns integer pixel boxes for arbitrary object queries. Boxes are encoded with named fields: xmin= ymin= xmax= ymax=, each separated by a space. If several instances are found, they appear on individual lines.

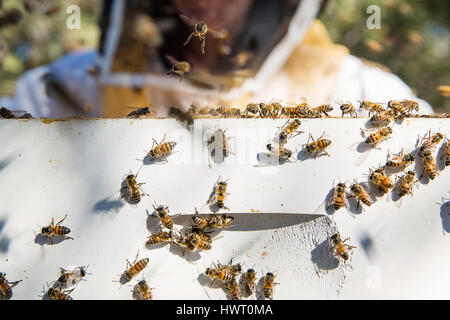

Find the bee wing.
xmin=165 ymin=55 xmax=179 ymax=65
xmin=355 ymin=148 xmax=372 ymax=167
xmin=343 ymin=194 xmax=356 ymax=219
xmin=179 ymin=14 xmax=197 ymax=27
xmin=348 ymin=141 xmax=360 ymax=151
xmin=207 ymin=27 xmax=227 ymax=39
xmin=394 ymin=196 xmax=403 ymax=208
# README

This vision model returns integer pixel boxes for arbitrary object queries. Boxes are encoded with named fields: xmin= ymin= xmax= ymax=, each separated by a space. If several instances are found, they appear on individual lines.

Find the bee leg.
xmin=55 ymin=214 xmax=68 ymax=226
xmin=183 ymin=33 xmax=194 ymax=46
xmin=201 ymin=36 xmax=206 ymax=54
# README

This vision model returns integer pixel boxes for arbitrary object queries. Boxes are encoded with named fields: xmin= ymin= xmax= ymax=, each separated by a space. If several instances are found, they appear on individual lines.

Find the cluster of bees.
xmin=203 ymin=259 xmax=278 ymax=300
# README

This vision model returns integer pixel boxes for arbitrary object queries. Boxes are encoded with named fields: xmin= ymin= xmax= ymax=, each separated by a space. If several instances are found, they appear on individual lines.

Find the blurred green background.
xmin=0 ymin=0 xmax=449 ymax=112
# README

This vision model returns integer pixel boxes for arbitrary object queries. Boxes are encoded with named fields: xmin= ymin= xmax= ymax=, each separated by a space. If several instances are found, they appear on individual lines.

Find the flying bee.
xmin=146 ymin=230 xmax=174 ymax=246
xmin=338 ymin=101 xmax=357 ymax=118
xmin=243 ymin=103 xmax=262 ymax=118
xmin=416 ymin=131 xmax=444 ymax=157
xmin=303 ymin=132 xmax=332 ymax=159
xmin=136 ymin=279 xmax=153 ymax=300
xmin=266 ymin=143 xmax=294 ymax=163
xmin=243 ymin=268 xmax=257 ymax=296
xmin=385 ymin=148 xmax=415 ymax=169
xmin=40 ymin=214 xmax=73 ymax=243
xmin=262 ymin=272 xmax=278 ymax=300
xmin=165 ymin=55 xmax=190 ymax=82
xmin=188 ymin=232 xmax=212 ymax=251
xmin=359 ymin=101 xmax=385 ymax=116
xmin=362 ymin=126 xmax=393 ymax=146
xmin=330 ymin=232 xmax=356 ymax=263
xmin=226 ymin=277 xmax=241 ymax=300
xmin=127 ymin=106 xmax=154 ymax=118
xmin=0 ymin=273 xmax=21 ymax=299
xmin=58 ymin=266 xmax=90 ymax=287
xmin=122 ymin=252 xmax=149 ymax=282
xmin=121 ymin=172 xmax=147 ymax=204
xmin=179 ymin=15 xmax=208 ymax=54
xmin=349 ymin=181 xmax=373 ymax=210
xmin=216 ymin=106 xmax=241 ymax=118
xmin=153 ymin=204 xmax=177 ymax=230
xmin=311 ymin=104 xmax=333 ymax=117
xmin=146 ymin=134 xmax=177 ymax=162
xmin=369 ymin=109 xmax=395 ymax=127
xmin=46 ymin=287 xmax=75 ymax=300
xmin=278 ymin=119 xmax=303 ymax=145
xmin=369 ymin=168 xmax=394 ymax=194
xmin=419 ymin=150 xmax=439 ymax=181
xmin=207 ymin=176 xmax=230 ymax=211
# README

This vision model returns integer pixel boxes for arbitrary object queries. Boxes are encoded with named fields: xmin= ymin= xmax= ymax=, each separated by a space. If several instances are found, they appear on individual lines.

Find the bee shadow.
xmin=413 ymin=154 xmax=429 ymax=185
xmin=145 ymin=211 xmax=162 ymax=234
xmin=256 ymin=152 xmax=290 ymax=166
xmin=436 ymin=145 xmax=447 ymax=171
xmin=92 ymin=196 xmax=125 ymax=214
xmin=347 ymin=196 xmax=364 ymax=215
xmin=139 ymin=153 xmax=167 ymax=166
xmin=168 ymin=243 xmax=202 ymax=262
xmin=0 ymin=217 xmax=10 ymax=253
xmin=366 ymin=180 xmax=388 ymax=200
xmin=439 ymin=199 xmax=450 ymax=235
xmin=197 ymin=273 xmax=223 ymax=290
xmin=359 ymin=233 xmax=375 ymax=259
xmin=0 ymin=153 xmax=16 ymax=173
xmin=310 ymin=238 xmax=339 ymax=271
xmin=34 ymin=234 xmax=69 ymax=246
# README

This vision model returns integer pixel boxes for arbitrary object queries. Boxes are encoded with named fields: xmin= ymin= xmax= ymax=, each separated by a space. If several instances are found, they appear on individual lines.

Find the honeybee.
xmin=208 ymin=128 xmax=234 ymax=159
xmin=395 ymin=170 xmax=417 ymax=198
xmin=121 ymin=173 xmax=147 ymax=203
xmin=266 ymin=143 xmax=294 ymax=163
xmin=174 ymin=233 xmax=196 ymax=253
xmin=311 ymin=104 xmax=333 ymax=117
xmin=165 ymin=55 xmax=190 ymax=81
xmin=189 ymin=227 xmax=213 ymax=244
xmin=369 ymin=109 xmax=395 ymax=127
xmin=278 ymin=119 xmax=303 ymax=145
xmin=338 ymin=101 xmax=357 ymax=118
xmin=226 ymin=277 xmax=241 ymax=300
xmin=192 ymin=208 xmax=209 ymax=229
xmin=215 ymin=258 xmax=242 ymax=275
xmin=419 ymin=150 xmax=439 ymax=181
xmin=136 ymin=279 xmax=153 ymax=300
xmin=369 ymin=168 xmax=394 ymax=194
xmin=361 ymin=126 xmax=393 ymax=146
xmin=169 ymin=106 xmax=194 ymax=125
xmin=205 ymin=265 xmax=234 ymax=283
xmin=146 ymin=230 xmax=174 ymax=246
xmin=122 ymin=252 xmax=149 ymax=282
xmin=40 ymin=214 xmax=73 ymax=243
xmin=385 ymin=148 xmax=415 ymax=169
xmin=0 ymin=107 xmax=33 ymax=119
xmin=0 ymin=273 xmax=21 ymax=299
xmin=207 ymin=213 xmax=234 ymax=229
xmin=179 ymin=14 xmax=208 ymax=54
xmin=330 ymin=232 xmax=356 ymax=262
xmin=416 ymin=131 xmax=444 ymax=157
xmin=260 ymin=101 xmax=282 ymax=118
xmin=188 ymin=232 xmax=212 ymax=251
xmin=147 ymin=134 xmax=177 ymax=162
xmin=243 ymin=268 xmax=257 ymax=296
xmin=153 ymin=204 xmax=176 ymax=230
xmin=262 ymin=272 xmax=278 ymax=300
xmin=327 ymin=183 xmax=350 ymax=211
xmin=207 ymin=176 xmax=230 ymax=211
xmin=243 ymin=103 xmax=262 ymax=118
xmin=216 ymin=106 xmax=241 ymax=118
xmin=303 ymin=132 xmax=332 ymax=159
xmin=46 ymin=287 xmax=75 ymax=300
xmin=349 ymin=181 xmax=373 ymax=210
xmin=387 ymin=100 xmax=418 ymax=117
xmin=127 ymin=106 xmax=154 ymax=118
xmin=359 ymin=101 xmax=385 ymax=116
xmin=57 ymin=266 xmax=89 ymax=287
xmin=281 ymin=100 xmax=311 ymax=118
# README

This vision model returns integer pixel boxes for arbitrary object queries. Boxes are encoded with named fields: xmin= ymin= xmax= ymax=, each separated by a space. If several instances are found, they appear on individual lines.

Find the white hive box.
xmin=0 ymin=117 xmax=449 ymax=299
